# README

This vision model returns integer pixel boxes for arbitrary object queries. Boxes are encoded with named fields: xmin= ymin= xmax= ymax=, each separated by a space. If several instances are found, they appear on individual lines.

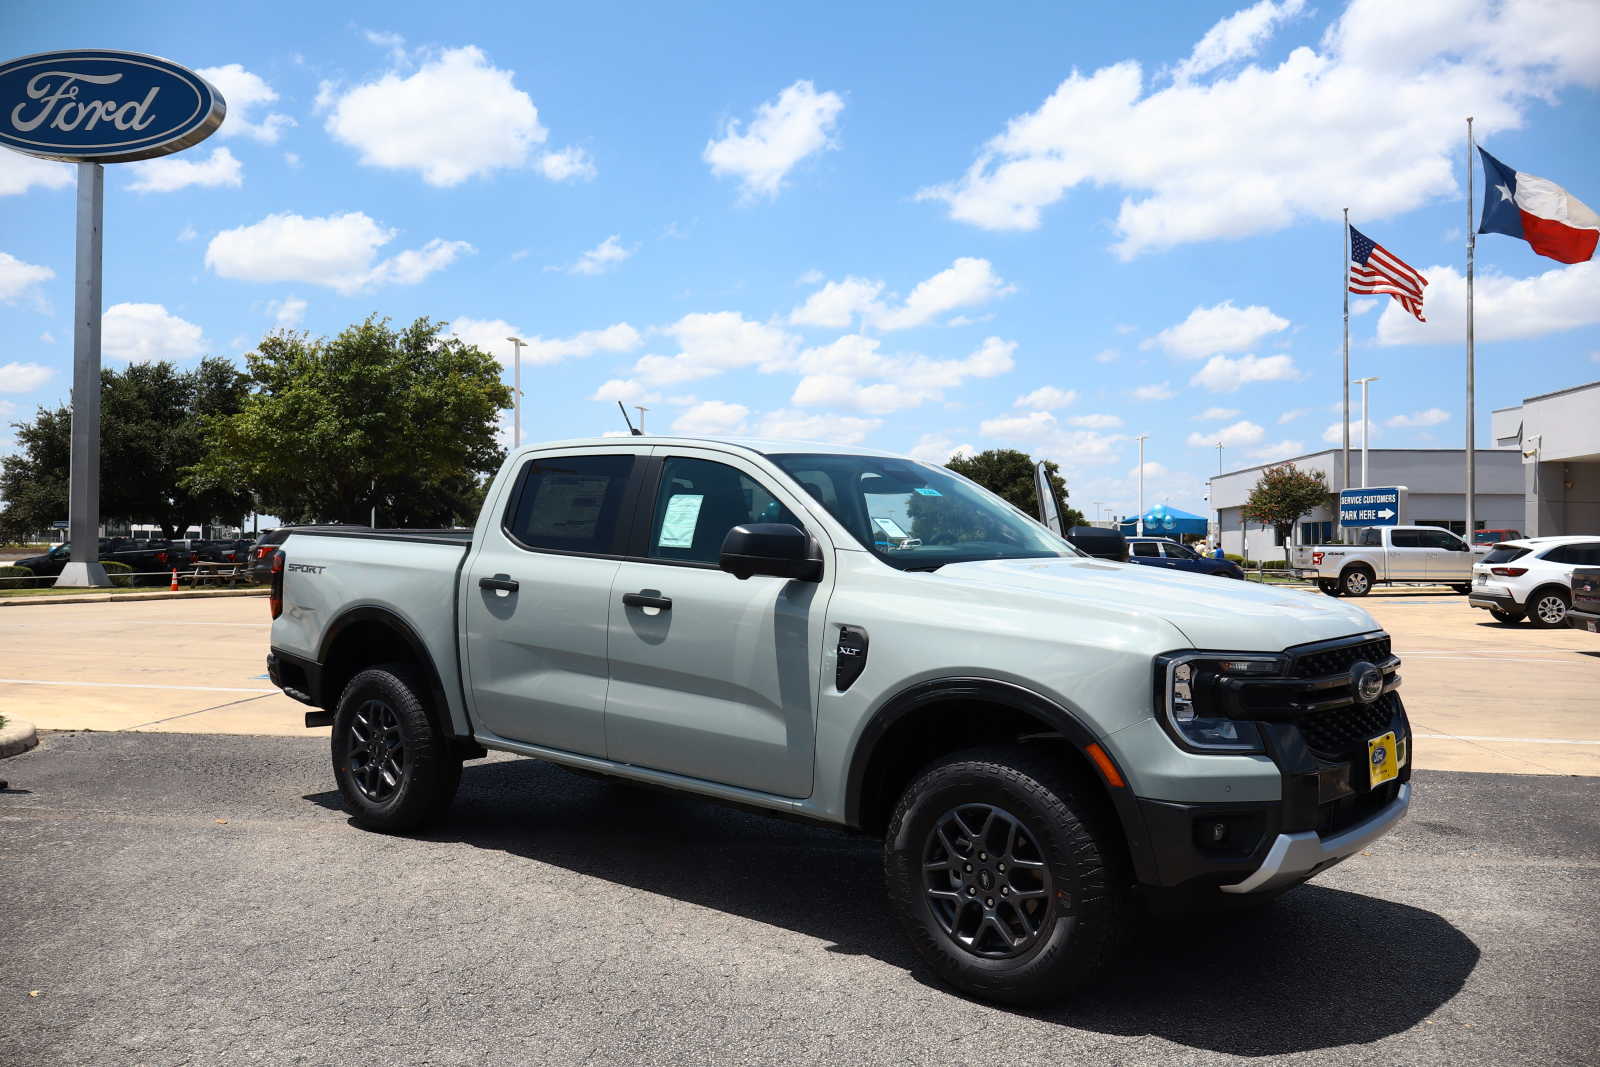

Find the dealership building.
xmin=1208 ymin=379 xmax=1599 ymax=559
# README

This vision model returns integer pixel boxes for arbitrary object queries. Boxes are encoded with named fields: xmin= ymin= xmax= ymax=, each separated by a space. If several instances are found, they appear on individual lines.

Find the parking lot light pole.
xmin=1135 ymin=433 xmax=1149 ymax=536
xmin=1354 ymin=376 xmax=1379 ymax=489
xmin=505 ymin=337 xmax=526 ymax=449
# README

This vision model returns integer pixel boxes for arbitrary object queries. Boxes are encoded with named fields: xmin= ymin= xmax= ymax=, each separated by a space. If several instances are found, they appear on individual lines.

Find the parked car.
xmin=249 ymin=528 xmax=292 ymax=583
xmin=267 ymin=435 xmax=1411 ymax=1004
xmin=1467 ymin=535 xmax=1600 ymax=627
xmin=1125 ymin=536 xmax=1244 ymax=579
xmin=1569 ymin=568 xmax=1600 ymax=634
xmin=11 ymin=539 xmax=179 ymax=584
xmin=1473 ymin=528 xmax=1522 ymax=546
xmin=1291 ymin=525 xmax=1487 ymax=597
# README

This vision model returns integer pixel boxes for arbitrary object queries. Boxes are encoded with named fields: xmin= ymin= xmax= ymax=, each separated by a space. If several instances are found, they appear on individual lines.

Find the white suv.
xmin=1469 ymin=536 xmax=1600 ymax=627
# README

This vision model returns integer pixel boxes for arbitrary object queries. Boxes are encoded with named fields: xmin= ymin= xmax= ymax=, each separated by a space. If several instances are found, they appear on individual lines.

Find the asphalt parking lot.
xmin=2 ymin=588 xmax=1598 ymax=1064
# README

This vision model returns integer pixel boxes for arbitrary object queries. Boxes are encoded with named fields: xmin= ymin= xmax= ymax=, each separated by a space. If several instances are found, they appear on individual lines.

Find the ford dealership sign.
xmin=0 ymin=49 xmax=224 ymax=163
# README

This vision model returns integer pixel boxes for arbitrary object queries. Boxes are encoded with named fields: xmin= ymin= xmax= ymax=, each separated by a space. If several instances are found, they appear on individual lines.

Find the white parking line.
xmin=0 ymin=678 xmax=276 ymax=694
xmin=1414 ymin=733 xmax=1600 ymax=746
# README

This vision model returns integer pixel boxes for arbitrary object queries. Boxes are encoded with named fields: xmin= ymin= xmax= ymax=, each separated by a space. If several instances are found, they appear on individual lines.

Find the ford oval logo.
xmin=1350 ymin=660 xmax=1384 ymax=705
xmin=0 ymin=50 xmax=225 ymax=163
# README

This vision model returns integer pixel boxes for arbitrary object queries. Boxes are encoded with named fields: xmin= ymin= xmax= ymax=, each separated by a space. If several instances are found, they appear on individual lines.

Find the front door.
xmin=1417 ymin=529 xmax=1472 ymax=580
xmin=604 ymin=451 xmax=831 ymax=798
xmin=462 ymin=449 xmax=641 ymax=756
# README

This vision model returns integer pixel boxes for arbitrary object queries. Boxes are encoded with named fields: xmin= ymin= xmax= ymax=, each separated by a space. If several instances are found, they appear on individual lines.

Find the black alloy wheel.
xmin=923 ymin=804 xmax=1053 ymax=959
xmin=347 ymin=699 xmax=406 ymax=802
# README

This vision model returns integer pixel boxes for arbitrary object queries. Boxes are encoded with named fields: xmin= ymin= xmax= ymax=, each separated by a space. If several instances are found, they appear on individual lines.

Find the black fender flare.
xmin=843 ymin=677 xmax=1157 ymax=883
xmin=316 ymin=605 xmax=458 ymax=736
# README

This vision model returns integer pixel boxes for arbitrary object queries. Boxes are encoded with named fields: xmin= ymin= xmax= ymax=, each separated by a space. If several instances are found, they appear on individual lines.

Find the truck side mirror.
xmin=719 ymin=523 xmax=823 ymax=582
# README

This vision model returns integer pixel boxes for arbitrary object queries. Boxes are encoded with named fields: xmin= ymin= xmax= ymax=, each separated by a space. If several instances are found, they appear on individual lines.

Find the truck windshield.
xmin=771 ymin=453 xmax=1081 ymax=571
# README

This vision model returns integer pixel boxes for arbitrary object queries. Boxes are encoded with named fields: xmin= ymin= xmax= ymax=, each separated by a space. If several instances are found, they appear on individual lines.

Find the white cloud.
xmin=361 ymin=29 xmax=410 ymax=66
xmin=789 ymin=276 xmax=884 ymax=328
xmin=977 ymin=409 xmax=1126 ymax=466
xmin=1132 ymin=381 xmax=1175 ymax=401
xmin=268 ymin=296 xmax=307 ymax=329
xmin=1189 ymin=353 xmax=1300 ymax=392
xmin=126 ymin=147 xmax=243 ymax=193
xmin=103 ymin=303 xmax=206 ymax=362
xmin=1324 ymin=420 xmax=1383 ymax=444
xmin=0 ymin=252 xmax=54 ymax=311
xmin=1094 ymin=348 xmax=1120 ymax=363
xmin=568 ymin=235 xmax=633 ymax=276
xmin=1385 ymin=407 xmax=1449 ymax=428
xmin=0 ymin=361 xmax=54 ymax=392
xmin=1376 ymin=261 xmax=1600 ymax=345
xmin=633 ymin=312 xmax=798 ymax=385
xmin=789 ymin=336 xmax=1016 ymax=414
xmin=324 ymin=46 xmax=561 ymax=186
xmin=1067 ymin=413 xmax=1124 ymax=429
xmin=1194 ymin=406 xmax=1241 ymax=420
xmin=1186 ymin=419 xmax=1265 ymax=448
xmin=1170 ymin=0 xmax=1307 ymax=83
xmin=1015 ymin=385 xmax=1076 ymax=410
xmin=704 ymin=80 xmax=844 ymax=200
xmin=177 ymin=224 xmax=198 ymax=242
xmin=449 ymin=318 xmax=641 ymax=365
xmin=1248 ymin=438 xmax=1306 ymax=461
xmin=0 ymin=150 xmax=72 ymax=197
xmin=1130 ymin=460 xmax=1168 ymax=479
xmin=1147 ymin=300 xmax=1289 ymax=358
xmin=918 ymin=0 xmax=1600 ymax=257
xmin=672 ymin=400 xmax=750 ymax=435
xmin=39 ymin=331 xmax=54 ymax=344
xmin=205 ymin=212 xmax=471 ymax=294
xmin=1278 ymin=407 xmax=1308 ymax=423
xmin=755 ymin=409 xmax=881 ymax=444
xmin=874 ymin=258 xmax=1014 ymax=331
xmin=197 ymin=64 xmax=296 ymax=144
xmin=591 ymin=379 xmax=653 ymax=405
xmin=537 ymin=146 xmax=597 ymax=182
xmin=907 ymin=433 xmax=974 ymax=462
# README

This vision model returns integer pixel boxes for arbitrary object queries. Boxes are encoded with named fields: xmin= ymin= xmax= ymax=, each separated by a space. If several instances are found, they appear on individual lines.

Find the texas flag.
xmin=1478 ymin=148 xmax=1599 ymax=264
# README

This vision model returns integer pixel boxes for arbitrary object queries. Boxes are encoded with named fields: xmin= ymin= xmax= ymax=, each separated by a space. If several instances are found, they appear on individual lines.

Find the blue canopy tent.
xmin=1116 ymin=504 xmax=1208 ymax=538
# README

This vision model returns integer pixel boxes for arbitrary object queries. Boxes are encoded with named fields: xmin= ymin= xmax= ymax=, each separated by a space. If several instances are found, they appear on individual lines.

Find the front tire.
xmin=1453 ymin=584 xmax=1473 ymax=595
xmin=883 ymin=746 xmax=1129 ymax=1005
xmin=1318 ymin=579 xmax=1342 ymax=597
xmin=332 ymin=664 xmax=462 ymax=833
xmin=1340 ymin=566 xmax=1374 ymax=597
xmin=1527 ymin=588 xmax=1571 ymax=628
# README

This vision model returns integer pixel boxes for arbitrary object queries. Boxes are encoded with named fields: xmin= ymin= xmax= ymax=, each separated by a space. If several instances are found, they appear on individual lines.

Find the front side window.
xmin=1542 ymin=543 xmax=1600 ymax=566
xmin=1417 ymin=530 xmax=1465 ymax=550
xmin=505 ymin=454 xmax=635 ymax=554
xmin=647 ymin=456 xmax=800 ymax=565
xmin=772 ymin=453 xmax=1079 ymax=572
xmin=1163 ymin=542 xmax=1198 ymax=560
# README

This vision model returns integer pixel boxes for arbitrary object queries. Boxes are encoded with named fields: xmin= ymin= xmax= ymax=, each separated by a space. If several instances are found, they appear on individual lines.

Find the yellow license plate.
xmin=1368 ymin=731 xmax=1400 ymax=787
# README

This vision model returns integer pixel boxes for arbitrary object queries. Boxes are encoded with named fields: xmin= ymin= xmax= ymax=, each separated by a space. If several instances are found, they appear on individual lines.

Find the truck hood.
xmin=934 ymin=556 xmax=1379 ymax=652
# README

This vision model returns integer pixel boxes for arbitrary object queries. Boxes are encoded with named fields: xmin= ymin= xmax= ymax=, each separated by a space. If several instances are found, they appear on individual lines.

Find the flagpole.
xmin=1466 ymin=117 xmax=1476 ymax=540
xmin=1342 ymin=207 xmax=1350 ymax=494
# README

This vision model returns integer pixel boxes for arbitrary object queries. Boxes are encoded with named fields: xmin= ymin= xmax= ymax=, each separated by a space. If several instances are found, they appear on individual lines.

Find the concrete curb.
xmin=0 ymin=718 xmax=39 ymax=758
xmin=0 ymin=588 xmax=267 ymax=608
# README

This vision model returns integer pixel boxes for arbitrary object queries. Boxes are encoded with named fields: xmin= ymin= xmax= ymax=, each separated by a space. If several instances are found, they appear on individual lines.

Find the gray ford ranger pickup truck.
xmin=267 ymin=435 xmax=1412 ymax=1004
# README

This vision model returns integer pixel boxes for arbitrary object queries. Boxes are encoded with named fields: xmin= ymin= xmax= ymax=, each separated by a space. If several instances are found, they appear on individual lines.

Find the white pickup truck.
xmin=1291 ymin=525 xmax=1487 ymax=597
xmin=266 ymin=435 xmax=1411 ymax=1004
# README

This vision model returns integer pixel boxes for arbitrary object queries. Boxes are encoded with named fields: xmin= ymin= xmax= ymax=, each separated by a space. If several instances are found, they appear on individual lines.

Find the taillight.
xmin=155 ymin=551 xmax=168 ymax=565
xmin=1491 ymin=566 xmax=1528 ymax=577
xmin=269 ymin=549 xmax=285 ymax=619
xmin=1311 ymin=551 xmax=1324 ymax=566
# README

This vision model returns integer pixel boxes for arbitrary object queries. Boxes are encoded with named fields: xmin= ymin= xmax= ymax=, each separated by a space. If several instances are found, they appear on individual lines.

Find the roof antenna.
xmin=617 ymin=401 xmax=643 ymax=435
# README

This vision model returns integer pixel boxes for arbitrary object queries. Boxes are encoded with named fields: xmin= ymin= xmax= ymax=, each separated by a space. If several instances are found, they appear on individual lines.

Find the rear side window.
xmin=1482 ymin=546 xmax=1530 ymax=564
xmin=1389 ymin=530 xmax=1422 ymax=548
xmin=1130 ymin=541 xmax=1159 ymax=557
xmin=1359 ymin=528 xmax=1381 ymax=547
xmin=505 ymin=454 xmax=635 ymax=554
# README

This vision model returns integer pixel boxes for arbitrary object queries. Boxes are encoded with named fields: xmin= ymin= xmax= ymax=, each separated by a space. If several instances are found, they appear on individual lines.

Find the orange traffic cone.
xmin=169 ymin=569 xmax=179 ymax=591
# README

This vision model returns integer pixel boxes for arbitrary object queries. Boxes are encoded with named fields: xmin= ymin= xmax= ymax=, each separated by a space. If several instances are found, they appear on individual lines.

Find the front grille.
xmin=1298 ymin=692 xmax=1399 ymax=757
xmin=1291 ymin=634 xmax=1391 ymax=678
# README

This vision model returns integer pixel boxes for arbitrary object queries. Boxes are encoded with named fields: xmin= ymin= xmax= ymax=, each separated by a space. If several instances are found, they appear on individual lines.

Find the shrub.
xmin=101 ymin=560 xmax=133 ymax=588
xmin=1262 ymin=559 xmax=1287 ymax=570
xmin=0 ymin=564 xmax=36 ymax=590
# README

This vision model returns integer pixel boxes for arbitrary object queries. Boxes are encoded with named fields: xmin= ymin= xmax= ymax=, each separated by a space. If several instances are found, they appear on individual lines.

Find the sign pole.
xmin=1341 ymin=208 xmax=1350 ymax=495
xmin=57 ymin=161 xmax=110 ymax=588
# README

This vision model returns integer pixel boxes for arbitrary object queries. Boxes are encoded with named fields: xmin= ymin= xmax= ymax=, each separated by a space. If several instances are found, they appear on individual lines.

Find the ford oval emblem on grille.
xmin=1350 ymin=660 xmax=1384 ymax=704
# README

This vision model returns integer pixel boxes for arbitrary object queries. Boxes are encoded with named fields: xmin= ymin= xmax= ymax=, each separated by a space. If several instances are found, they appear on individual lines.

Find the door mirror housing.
xmin=719 ymin=523 xmax=823 ymax=582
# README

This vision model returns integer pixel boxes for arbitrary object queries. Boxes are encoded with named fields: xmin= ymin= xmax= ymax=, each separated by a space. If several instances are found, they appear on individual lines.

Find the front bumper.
xmin=1221 ymin=783 xmax=1410 ymax=894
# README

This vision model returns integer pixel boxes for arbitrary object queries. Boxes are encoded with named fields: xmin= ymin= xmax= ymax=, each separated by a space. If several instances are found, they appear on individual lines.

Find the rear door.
xmin=461 ymin=447 xmax=643 ymax=756
xmin=603 ymin=448 xmax=833 ymax=798
xmin=1385 ymin=529 xmax=1428 ymax=579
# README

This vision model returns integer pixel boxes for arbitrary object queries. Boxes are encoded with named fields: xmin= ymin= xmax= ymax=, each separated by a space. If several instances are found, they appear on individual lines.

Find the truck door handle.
xmin=622 ymin=591 xmax=672 ymax=610
xmin=479 ymin=574 xmax=519 ymax=593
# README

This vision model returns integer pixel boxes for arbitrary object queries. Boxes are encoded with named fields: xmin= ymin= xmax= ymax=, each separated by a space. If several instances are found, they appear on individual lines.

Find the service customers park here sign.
xmin=0 ymin=49 xmax=224 ymax=163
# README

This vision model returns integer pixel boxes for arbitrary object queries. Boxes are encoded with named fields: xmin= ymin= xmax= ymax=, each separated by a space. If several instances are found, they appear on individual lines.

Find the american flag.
xmin=1349 ymin=225 xmax=1428 ymax=322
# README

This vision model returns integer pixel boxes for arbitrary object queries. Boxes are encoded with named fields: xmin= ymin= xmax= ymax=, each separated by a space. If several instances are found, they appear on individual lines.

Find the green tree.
xmin=945 ymin=449 xmax=1086 ymax=527
xmin=0 ymin=358 xmax=254 ymax=541
xmin=185 ymin=316 xmax=512 ymax=525
xmin=1242 ymin=463 xmax=1331 ymax=562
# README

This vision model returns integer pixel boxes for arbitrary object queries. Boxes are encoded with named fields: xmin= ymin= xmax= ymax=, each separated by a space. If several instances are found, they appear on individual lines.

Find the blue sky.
xmin=2 ymin=0 xmax=1598 ymax=519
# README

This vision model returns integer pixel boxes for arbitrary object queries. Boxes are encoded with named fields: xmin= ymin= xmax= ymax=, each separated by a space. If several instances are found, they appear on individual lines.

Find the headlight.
xmin=1157 ymin=653 xmax=1286 ymax=753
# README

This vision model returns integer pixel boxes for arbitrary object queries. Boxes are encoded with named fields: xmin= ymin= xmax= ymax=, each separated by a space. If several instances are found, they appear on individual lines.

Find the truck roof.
xmin=506 ymin=435 xmax=912 ymax=460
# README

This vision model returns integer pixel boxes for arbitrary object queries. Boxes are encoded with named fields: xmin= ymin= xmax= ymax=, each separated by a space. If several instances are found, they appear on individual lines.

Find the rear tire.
xmin=1340 ymin=566 xmax=1374 ymax=597
xmin=883 ymin=745 xmax=1129 ymax=1005
xmin=1488 ymin=607 xmax=1524 ymax=625
xmin=1527 ymin=588 xmax=1571 ymax=629
xmin=331 ymin=664 xmax=462 ymax=833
